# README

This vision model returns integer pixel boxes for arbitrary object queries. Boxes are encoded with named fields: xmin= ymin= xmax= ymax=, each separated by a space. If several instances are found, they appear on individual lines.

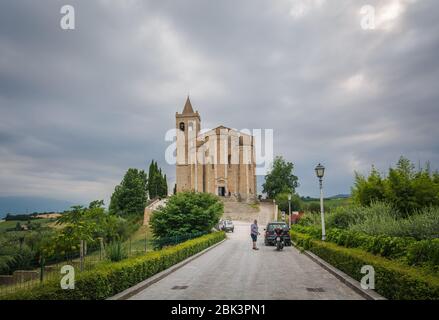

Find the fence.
xmin=151 ymin=231 xmax=207 ymax=249
xmin=0 ymin=231 xmax=207 ymax=298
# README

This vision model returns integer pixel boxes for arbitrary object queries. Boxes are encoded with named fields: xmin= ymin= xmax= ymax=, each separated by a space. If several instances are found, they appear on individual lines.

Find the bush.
xmin=0 ymin=237 xmax=38 ymax=274
xmin=297 ymin=213 xmax=321 ymax=227
xmin=318 ymin=202 xmax=439 ymax=241
xmin=326 ymin=202 xmax=395 ymax=229
xmin=349 ymin=205 xmax=439 ymax=240
xmin=352 ymin=157 xmax=439 ymax=214
xmin=150 ymin=192 xmax=224 ymax=238
xmin=303 ymin=202 xmax=330 ymax=214
xmin=291 ymin=231 xmax=439 ymax=300
xmin=292 ymin=225 xmax=439 ymax=265
xmin=406 ymin=239 xmax=439 ymax=269
xmin=106 ymin=241 xmax=128 ymax=262
xmin=3 ymin=232 xmax=226 ymax=300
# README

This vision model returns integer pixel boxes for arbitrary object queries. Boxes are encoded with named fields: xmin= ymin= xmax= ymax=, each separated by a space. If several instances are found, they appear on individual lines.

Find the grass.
xmin=0 ymin=218 xmax=55 ymax=233
xmin=249 ymin=203 xmax=260 ymax=211
xmin=302 ymin=197 xmax=352 ymax=212
xmin=0 ymin=220 xmax=20 ymax=232
xmin=123 ymin=224 xmax=153 ymax=254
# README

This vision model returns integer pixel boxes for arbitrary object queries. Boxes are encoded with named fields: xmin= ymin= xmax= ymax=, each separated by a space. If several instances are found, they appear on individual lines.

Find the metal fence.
xmin=0 ymin=231 xmax=207 ymax=298
xmin=151 ymin=231 xmax=207 ymax=249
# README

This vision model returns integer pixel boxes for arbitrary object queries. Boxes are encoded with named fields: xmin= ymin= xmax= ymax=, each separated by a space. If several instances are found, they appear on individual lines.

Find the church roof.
xmin=182 ymin=96 xmax=195 ymax=114
xmin=200 ymin=126 xmax=252 ymax=137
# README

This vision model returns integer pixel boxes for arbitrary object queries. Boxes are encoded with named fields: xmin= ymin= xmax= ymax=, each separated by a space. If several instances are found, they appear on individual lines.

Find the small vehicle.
xmin=223 ymin=220 xmax=234 ymax=233
xmin=274 ymin=227 xmax=284 ymax=251
xmin=264 ymin=222 xmax=291 ymax=247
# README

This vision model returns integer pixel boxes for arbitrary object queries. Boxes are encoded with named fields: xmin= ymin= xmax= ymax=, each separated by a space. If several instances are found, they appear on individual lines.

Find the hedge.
xmin=291 ymin=231 xmax=439 ymax=300
xmin=3 ymin=231 xmax=226 ymax=300
xmin=292 ymin=225 xmax=439 ymax=267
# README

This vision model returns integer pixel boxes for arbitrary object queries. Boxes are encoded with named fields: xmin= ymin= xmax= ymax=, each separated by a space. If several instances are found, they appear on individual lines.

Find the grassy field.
xmin=302 ymin=197 xmax=352 ymax=211
xmin=0 ymin=218 xmax=55 ymax=233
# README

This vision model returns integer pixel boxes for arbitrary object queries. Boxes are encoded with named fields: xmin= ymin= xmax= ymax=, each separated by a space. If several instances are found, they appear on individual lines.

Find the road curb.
xmin=294 ymin=244 xmax=386 ymax=300
xmin=108 ymin=238 xmax=227 ymax=300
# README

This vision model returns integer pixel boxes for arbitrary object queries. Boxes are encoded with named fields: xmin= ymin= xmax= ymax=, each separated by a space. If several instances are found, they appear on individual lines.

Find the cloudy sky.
xmin=0 ymin=0 xmax=438 ymax=206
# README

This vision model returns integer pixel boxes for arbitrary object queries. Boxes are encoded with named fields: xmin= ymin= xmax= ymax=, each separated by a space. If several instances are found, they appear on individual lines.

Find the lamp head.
xmin=315 ymin=163 xmax=325 ymax=179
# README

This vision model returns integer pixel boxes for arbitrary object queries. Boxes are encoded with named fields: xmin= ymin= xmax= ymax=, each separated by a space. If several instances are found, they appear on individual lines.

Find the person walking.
xmin=251 ymin=219 xmax=260 ymax=250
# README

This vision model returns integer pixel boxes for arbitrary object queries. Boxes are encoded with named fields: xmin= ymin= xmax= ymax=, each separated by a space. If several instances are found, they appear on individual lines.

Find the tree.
xmin=352 ymin=166 xmax=386 ymax=206
xmin=161 ymin=174 xmax=168 ymax=196
xmin=150 ymin=192 xmax=224 ymax=238
xmin=351 ymin=156 xmax=439 ymax=215
xmin=148 ymin=160 xmax=158 ymax=199
xmin=262 ymin=156 xmax=299 ymax=199
xmin=147 ymin=160 xmax=168 ymax=199
xmin=275 ymin=193 xmax=302 ymax=213
xmin=109 ymin=168 xmax=148 ymax=216
xmin=51 ymin=200 xmax=136 ymax=255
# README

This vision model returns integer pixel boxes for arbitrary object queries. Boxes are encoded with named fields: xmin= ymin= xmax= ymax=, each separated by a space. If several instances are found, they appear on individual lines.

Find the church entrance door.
xmin=218 ymin=187 xmax=226 ymax=197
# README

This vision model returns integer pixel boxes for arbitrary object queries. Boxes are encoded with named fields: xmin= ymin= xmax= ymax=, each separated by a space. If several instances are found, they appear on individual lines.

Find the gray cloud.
xmin=0 ymin=0 xmax=438 ymax=204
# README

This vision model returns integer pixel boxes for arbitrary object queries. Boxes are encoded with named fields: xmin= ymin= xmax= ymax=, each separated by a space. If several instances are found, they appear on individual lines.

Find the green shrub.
xmin=350 ymin=205 xmax=439 ymax=240
xmin=106 ymin=241 xmax=128 ymax=262
xmin=3 ymin=232 xmax=225 ymax=300
xmin=297 ymin=213 xmax=321 ymax=227
xmin=150 ymin=192 xmax=224 ymax=238
xmin=326 ymin=202 xmax=396 ymax=229
xmin=291 ymin=225 xmax=439 ymax=265
xmin=351 ymin=157 xmax=439 ymax=214
xmin=291 ymin=231 xmax=439 ymax=300
xmin=407 ymin=239 xmax=439 ymax=268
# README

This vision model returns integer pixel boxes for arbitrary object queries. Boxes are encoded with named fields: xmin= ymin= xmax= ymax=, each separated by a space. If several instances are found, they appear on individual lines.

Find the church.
xmin=175 ymin=97 xmax=257 ymax=202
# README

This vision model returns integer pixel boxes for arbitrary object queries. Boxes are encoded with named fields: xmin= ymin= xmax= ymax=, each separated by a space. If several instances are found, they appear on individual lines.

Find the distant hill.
xmin=302 ymin=194 xmax=351 ymax=201
xmin=0 ymin=196 xmax=76 ymax=219
xmin=327 ymin=194 xmax=351 ymax=199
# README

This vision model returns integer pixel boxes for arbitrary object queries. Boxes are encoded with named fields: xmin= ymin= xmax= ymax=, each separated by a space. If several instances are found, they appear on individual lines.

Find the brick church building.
xmin=175 ymin=97 xmax=257 ymax=202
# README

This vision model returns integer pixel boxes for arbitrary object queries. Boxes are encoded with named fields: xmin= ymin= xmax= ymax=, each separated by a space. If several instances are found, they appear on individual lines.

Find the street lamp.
xmin=315 ymin=163 xmax=326 ymax=241
xmin=288 ymin=194 xmax=292 ymax=228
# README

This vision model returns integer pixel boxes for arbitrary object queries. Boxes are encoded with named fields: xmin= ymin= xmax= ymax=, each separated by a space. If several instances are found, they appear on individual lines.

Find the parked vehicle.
xmin=264 ymin=222 xmax=291 ymax=246
xmin=223 ymin=220 xmax=234 ymax=233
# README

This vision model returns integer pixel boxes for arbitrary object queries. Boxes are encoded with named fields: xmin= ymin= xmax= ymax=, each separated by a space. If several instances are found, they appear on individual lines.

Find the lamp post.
xmin=288 ymin=194 xmax=292 ymax=228
xmin=315 ymin=163 xmax=326 ymax=241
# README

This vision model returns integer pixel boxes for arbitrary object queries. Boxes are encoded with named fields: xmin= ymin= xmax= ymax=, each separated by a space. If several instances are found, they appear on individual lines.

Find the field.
xmin=0 ymin=218 xmax=55 ymax=233
xmin=301 ymin=197 xmax=352 ymax=212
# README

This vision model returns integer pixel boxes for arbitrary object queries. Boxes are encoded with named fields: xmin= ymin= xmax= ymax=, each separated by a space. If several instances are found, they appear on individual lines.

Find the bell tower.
xmin=176 ymin=96 xmax=201 ymax=192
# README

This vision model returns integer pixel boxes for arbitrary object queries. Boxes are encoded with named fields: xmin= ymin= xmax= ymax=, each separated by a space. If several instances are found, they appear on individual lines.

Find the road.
xmin=129 ymin=221 xmax=363 ymax=300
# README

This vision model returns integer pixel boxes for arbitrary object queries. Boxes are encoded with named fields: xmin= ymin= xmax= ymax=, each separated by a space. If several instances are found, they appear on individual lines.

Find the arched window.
xmin=179 ymin=122 xmax=185 ymax=131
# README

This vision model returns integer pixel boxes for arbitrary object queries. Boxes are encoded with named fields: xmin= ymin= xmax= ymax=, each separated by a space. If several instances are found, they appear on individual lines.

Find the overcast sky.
xmin=1 ymin=0 xmax=438 ymax=205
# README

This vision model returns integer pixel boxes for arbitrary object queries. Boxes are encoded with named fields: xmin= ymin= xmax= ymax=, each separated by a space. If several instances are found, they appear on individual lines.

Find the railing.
xmin=151 ymin=231 xmax=208 ymax=249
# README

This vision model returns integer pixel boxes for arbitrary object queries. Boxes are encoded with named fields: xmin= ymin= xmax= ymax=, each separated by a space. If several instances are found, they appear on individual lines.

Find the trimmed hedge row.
xmin=292 ymin=225 xmax=439 ymax=267
xmin=3 ymin=231 xmax=226 ymax=300
xmin=291 ymin=231 xmax=439 ymax=300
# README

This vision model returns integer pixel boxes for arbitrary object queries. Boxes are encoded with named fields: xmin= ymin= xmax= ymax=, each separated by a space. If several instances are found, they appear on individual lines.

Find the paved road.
xmin=129 ymin=221 xmax=363 ymax=300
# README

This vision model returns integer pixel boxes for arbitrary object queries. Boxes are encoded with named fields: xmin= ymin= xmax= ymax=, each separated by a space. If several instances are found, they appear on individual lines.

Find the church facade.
xmin=175 ymin=97 xmax=257 ymax=202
